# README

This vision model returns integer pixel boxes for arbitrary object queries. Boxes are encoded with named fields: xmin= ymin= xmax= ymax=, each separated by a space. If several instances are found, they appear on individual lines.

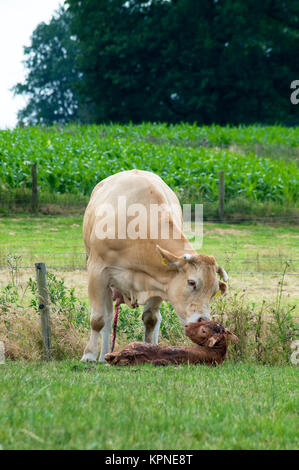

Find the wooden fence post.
xmin=218 ymin=170 xmax=225 ymax=221
xmin=31 ymin=163 xmax=38 ymax=212
xmin=35 ymin=263 xmax=52 ymax=360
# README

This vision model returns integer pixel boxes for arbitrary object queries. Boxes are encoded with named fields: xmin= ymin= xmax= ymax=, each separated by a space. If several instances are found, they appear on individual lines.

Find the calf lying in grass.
xmin=105 ymin=318 xmax=238 ymax=366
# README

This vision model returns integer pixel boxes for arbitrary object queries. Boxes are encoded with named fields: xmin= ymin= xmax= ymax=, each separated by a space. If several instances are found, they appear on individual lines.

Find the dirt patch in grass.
xmin=204 ymin=228 xmax=248 ymax=236
xmin=277 ymin=234 xmax=299 ymax=239
xmin=229 ymin=273 xmax=299 ymax=304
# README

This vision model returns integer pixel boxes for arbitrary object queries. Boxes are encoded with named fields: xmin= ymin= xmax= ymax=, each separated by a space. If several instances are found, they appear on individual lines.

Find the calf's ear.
xmin=225 ymin=329 xmax=238 ymax=342
xmin=207 ymin=336 xmax=218 ymax=347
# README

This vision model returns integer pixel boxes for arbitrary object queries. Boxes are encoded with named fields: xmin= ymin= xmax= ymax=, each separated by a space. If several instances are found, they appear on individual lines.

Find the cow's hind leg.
xmin=81 ymin=308 xmax=104 ymax=362
xmin=81 ymin=268 xmax=112 ymax=362
xmin=142 ymin=297 xmax=162 ymax=344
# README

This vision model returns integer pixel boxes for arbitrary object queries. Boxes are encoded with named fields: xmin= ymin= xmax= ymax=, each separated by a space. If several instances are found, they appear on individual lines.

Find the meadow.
xmin=0 ymin=123 xmax=298 ymax=450
xmin=1 ymin=216 xmax=299 ymax=303
xmin=1 ymin=216 xmax=298 ymax=363
xmin=0 ymin=361 xmax=298 ymax=450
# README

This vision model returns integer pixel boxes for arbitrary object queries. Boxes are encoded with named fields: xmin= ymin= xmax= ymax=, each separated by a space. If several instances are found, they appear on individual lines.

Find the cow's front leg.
xmin=142 ymin=297 xmax=162 ymax=344
xmin=81 ymin=269 xmax=112 ymax=362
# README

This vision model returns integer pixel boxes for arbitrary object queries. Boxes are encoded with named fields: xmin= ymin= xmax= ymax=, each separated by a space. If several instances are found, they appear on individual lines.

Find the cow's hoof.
xmin=98 ymin=357 xmax=107 ymax=363
xmin=80 ymin=352 xmax=98 ymax=363
xmin=198 ymin=314 xmax=211 ymax=321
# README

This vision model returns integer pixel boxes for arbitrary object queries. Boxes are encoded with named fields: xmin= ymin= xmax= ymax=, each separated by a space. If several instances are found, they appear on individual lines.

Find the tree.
xmin=15 ymin=0 xmax=299 ymax=125
xmin=13 ymin=6 xmax=82 ymax=125
xmin=66 ymin=0 xmax=299 ymax=125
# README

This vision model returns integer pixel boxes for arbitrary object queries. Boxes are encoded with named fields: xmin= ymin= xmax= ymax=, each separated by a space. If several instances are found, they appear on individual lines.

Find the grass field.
xmin=0 ymin=361 xmax=298 ymax=450
xmin=0 ymin=214 xmax=298 ymax=450
xmin=1 ymin=215 xmax=298 ymax=308
xmin=1 ymin=121 xmax=299 ymax=449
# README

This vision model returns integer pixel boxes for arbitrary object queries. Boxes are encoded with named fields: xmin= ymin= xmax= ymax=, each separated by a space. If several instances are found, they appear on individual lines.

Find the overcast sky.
xmin=0 ymin=0 xmax=63 ymax=129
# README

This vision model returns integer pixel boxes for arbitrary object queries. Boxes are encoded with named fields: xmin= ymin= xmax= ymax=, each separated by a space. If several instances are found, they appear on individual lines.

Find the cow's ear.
xmin=219 ymin=281 xmax=227 ymax=295
xmin=156 ymin=245 xmax=185 ymax=269
xmin=217 ymin=265 xmax=229 ymax=282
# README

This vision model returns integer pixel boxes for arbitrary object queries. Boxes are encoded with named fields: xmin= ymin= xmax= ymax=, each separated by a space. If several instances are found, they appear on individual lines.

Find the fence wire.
xmin=0 ymin=265 xmax=299 ymax=276
xmin=0 ymin=198 xmax=299 ymax=223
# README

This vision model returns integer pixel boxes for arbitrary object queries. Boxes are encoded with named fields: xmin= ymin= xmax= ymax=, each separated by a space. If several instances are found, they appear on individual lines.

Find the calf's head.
xmin=157 ymin=245 xmax=228 ymax=324
xmin=184 ymin=318 xmax=238 ymax=347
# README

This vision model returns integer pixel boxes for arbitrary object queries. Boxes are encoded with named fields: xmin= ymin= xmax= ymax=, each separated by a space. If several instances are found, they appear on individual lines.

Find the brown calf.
xmin=104 ymin=318 xmax=238 ymax=366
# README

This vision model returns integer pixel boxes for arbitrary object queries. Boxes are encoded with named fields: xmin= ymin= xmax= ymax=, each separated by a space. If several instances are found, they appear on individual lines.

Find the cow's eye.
xmin=187 ymin=279 xmax=197 ymax=289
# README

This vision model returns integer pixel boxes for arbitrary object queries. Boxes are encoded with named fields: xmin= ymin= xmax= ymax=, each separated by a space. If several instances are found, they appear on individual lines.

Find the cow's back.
xmin=83 ymin=170 xmax=183 ymax=264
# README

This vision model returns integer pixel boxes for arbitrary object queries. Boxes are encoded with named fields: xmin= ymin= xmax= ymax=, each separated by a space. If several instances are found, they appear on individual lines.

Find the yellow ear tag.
xmin=161 ymin=258 xmax=167 ymax=266
xmin=215 ymin=290 xmax=221 ymax=298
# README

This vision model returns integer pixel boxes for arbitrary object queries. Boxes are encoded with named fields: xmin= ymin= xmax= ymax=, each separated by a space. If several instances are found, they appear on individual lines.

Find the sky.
xmin=0 ymin=0 xmax=63 ymax=129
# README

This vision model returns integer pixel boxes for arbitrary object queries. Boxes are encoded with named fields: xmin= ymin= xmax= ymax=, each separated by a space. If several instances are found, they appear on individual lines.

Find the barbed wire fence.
xmin=1 ymin=251 xmax=298 ymax=326
xmin=0 ymin=250 xmax=299 ymax=274
xmin=1 ymin=196 xmax=298 ymax=224
xmin=1 ymin=261 xmax=298 ymax=322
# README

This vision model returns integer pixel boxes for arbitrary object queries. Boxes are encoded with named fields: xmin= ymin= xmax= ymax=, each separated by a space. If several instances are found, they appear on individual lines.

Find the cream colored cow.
xmin=81 ymin=169 xmax=228 ymax=362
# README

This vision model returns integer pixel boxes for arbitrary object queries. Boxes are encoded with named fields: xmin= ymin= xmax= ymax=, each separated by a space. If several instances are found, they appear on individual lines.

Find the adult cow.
xmin=81 ymin=169 xmax=228 ymax=362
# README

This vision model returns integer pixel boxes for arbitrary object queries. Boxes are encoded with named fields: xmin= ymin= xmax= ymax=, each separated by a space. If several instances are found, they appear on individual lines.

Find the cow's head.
xmin=156 ymin=245 xmax=228 ymax=324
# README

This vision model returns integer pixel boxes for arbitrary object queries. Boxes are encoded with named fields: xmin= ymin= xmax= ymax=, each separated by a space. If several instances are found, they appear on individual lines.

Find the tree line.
xmin=14 ymin=0 xmax=299 ymax=126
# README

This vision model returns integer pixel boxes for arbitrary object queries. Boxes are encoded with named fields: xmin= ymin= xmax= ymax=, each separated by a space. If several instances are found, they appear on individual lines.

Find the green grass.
xmin=0 ymin=215 xmax=84 ymax=269
xmin=0 ymin=124 xmax=298 ymax=209
xmin=1 ymin=215 xmax=298 ymax=272
xmin=0 ymin=216 xmax=298 ymax=450
xmin=0 ymin=360 xmax=298 ymax=450
xmin=1 ymin=215 xmax=298 ymax=309
xmin=1 ymin=123 xmax=298 ymax=450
